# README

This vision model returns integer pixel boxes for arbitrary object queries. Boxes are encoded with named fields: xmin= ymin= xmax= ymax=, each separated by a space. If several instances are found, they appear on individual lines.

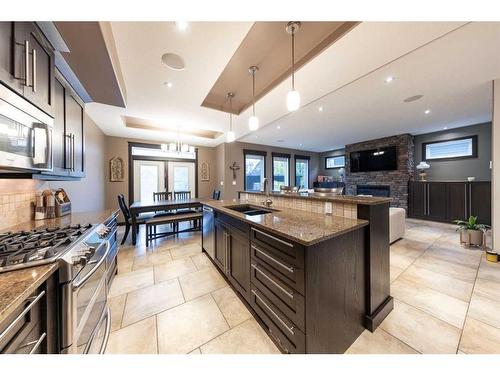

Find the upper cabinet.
xmin=0 ymin=22 xmax=55 ymax=117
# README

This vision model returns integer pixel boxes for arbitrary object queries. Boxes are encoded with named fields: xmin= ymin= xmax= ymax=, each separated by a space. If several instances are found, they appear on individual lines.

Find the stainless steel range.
xmin=0 ymin=215 xmax=118 ymax=354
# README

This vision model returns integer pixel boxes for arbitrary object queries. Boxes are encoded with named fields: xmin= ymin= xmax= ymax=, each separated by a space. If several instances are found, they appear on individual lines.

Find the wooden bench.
xmin=145 ymin=212 xmax=202 ymax=246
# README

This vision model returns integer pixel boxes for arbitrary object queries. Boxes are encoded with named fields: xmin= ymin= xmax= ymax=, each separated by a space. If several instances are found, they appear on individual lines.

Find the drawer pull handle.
xmin=251 ymin=263 xmax=294 ymax=300
xmin=0 ymin=290 xmax=45 ymax=343
xmin=252 ymin=245 xmax=294 ymax=274
xmin=27 ymin=332 xmax=46 ymax=354
xmin=252 ymin=289 xmax=295 ymax=336
xmin=252 ymin=228 xmax=294 ymax=248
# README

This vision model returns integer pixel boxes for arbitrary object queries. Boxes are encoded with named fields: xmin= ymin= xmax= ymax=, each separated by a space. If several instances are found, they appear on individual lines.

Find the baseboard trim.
xmin=364 ymin=296 xmax=394 ymax=332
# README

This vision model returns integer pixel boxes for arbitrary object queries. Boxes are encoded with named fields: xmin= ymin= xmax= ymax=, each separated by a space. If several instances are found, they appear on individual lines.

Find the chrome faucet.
xmin=261 ymin=178 xmax=273 ymax=208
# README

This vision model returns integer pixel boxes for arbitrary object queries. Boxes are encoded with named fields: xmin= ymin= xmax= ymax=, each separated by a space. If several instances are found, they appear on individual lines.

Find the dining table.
xmin=129 ymin=198 xmax=202 ymax=245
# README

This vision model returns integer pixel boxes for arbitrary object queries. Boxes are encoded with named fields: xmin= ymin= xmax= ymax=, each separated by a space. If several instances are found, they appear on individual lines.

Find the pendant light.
xmin=226 ymin=92 xmax=236 ymax=143
xmin=286 ymin=21 xmax=301 ymax=112
xmin=248 ymin=66 xmax=259 ymax=131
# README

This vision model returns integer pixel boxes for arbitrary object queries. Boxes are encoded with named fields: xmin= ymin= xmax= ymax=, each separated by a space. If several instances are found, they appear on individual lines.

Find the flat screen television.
xmin=350 ymin=146 xmax=398 ymax=172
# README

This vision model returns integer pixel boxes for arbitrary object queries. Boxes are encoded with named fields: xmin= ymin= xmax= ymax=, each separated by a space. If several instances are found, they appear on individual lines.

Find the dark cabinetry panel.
xmin=226 ymin=227 xmax=251 ymax=302
xmin=409 ymin=181 xmax=491 ymax=225
xmin=0 ymin=22 xmax=25 ymax=95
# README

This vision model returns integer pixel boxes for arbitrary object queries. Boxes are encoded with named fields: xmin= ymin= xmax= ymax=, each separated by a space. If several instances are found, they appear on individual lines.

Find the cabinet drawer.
xmin=250 ymin=285 xmax=305 ymax=354
xmin=251 ymin=227 xmax=304 ymax=269
xmin=251 ymin=241 xmax=304 ymax=294
xmin=251 ymin=259 xmax=305 ymax=332
xmin=0 ymin=289 xmax=44 ymax=353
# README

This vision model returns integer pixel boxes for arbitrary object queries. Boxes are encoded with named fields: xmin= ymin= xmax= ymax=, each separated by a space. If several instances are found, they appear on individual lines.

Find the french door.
xmin=168 ymin=161 xmax=195 ymax=196
xmin=133 ymin=160 xmax=166 ymax=202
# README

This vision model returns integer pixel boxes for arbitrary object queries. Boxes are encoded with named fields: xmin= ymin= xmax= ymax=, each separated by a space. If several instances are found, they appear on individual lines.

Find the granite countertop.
xmin=1 ymin=208 xmax=120 ymax=233
xmin=0 ymin=209 xmax=119 ymax=324
xmin=202 ymin=199 xmax=368 ymax=246
xmin=239 ymin=190 xmax=391 ymax=205
xmin=0 ymin=263 xmax=58 ymax=323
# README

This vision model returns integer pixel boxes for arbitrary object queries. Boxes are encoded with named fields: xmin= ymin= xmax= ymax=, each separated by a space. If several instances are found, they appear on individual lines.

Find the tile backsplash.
xmin=244 ymin=193 xmax=358 ymax=219
xmin=0 ymin=191 xmax=36 ymax=230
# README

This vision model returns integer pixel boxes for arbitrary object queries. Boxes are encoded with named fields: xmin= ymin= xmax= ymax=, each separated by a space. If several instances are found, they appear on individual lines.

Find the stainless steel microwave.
xmin=0 ymin=83 xmax=53 ymax=172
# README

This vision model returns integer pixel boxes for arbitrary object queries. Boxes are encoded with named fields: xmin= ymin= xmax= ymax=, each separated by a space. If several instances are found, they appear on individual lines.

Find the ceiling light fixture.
xmin=385 ymin=76 xmax=394 ymax=83
xmin=164 ymin=81 xmax=173 ymax=88
xmin=443 ymin=126 xmax=448 ymax=130
xmin=248 ymin=66 xmax=259 ymax=131
xmin=424 ymin=109 xmax=431 ymax=115
xmin=226 ymin=92 xmax=236 ymax=143
xmin=175 ymin=21 xmax=189 ymax=32
xmin=318 ymin=106 xmax=323 ymax=112
xmin=286 ymin=21 xmax=301 ymax=112
xmin=161 ymin=128 xmax=194 ymax=156
xmin=161 ymin=53 xmax=186 ymax=71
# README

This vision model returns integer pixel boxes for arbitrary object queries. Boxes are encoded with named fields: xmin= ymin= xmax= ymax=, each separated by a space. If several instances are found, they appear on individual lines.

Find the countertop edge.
xmin=202 ymin=200 xmax=369 ymax=246
xmin=239 ymin=191 xmax=392 ymax=205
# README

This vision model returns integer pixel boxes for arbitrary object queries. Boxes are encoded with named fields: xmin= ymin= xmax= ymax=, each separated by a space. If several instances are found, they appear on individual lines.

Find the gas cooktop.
xmin=0 ymin=224 xmax=93 ymax=271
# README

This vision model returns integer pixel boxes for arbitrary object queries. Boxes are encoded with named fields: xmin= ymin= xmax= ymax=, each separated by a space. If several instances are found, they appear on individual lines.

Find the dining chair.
xmin=117 ymin=194 xmax=154 ymax=245
xmin=174 ymin=191 xmax=191 ymax=200
xmin=153 ymin=191 xmax=172 ymax=201
xmin=212 ymin=190 xmax=221 ymax=200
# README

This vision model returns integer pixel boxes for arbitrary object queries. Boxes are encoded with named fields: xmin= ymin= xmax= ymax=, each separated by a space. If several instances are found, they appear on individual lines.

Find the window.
xmin=423 ymin=136 xmax=477 ymax=161
xmin=244 ymin=150 xmax=266 ymax=191
xmin=325 ymin=155 xmax=345 ymax=169
xmin=131 ymin=146 xmax=195 ymax=159
xmin=272 ymin=153 xmax=290 ymax=191
xmin=173 ymin=166 xmax=189 ymax=191
xmin=295 ymin=156 xmax=310 ymax=190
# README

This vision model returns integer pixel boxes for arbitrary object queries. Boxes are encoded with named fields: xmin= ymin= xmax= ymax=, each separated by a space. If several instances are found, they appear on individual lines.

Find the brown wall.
xmin=103 ymin=136 xmax=218 ymax=221
xmin=220 ymin=141 xmax=320 ymax=200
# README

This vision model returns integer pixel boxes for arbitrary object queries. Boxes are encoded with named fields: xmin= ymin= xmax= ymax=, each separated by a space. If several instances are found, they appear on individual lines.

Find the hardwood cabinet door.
xmin=65 ymin=93 xmax=85 ymax=177
xmin=408 ymin=182 xmax=426 ymax=218
xmin=469 ymin=182 xmax=491 ymax=226
xmin=0 ymin=22 xmax=26 ymax=95
xmin=214 ymin=220 xmax=227 ymax=272
xmin=21 ymin=23 xmax=55 ymax=117
xmin=427 ymin=182 xmax=447 ymax=220
xmin=50 ymin=78 xmax=68 ymax=175
xmin=227 ymin=228 xmax=251 ymax=302
xmin=446 ymin=183 xmax=467 ymax=222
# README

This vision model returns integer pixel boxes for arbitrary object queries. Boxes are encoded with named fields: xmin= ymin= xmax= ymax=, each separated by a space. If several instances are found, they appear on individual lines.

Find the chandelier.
xmin=161 ymin=130 xmax=194 ymax=155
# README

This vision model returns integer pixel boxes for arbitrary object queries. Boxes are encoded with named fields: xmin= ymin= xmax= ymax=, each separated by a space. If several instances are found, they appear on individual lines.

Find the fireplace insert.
xmin=356 ymin=185 xmax=390 ymax=197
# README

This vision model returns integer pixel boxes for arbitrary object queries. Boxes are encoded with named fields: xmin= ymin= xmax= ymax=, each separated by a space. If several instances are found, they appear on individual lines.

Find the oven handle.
xmin=99 ymin=307 xmax=111 ymax=354
xmin=72 ymin=240 xmax=110 ymax=290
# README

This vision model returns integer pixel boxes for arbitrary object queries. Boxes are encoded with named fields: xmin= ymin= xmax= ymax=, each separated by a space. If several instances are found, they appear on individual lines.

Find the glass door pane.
xmin=168 ymin=161 xmax=195 ymax=196
xmin=295 ymin=159 xmax=309 ymax=189
xmin=133 ymin=160 xmax=166 ymax=202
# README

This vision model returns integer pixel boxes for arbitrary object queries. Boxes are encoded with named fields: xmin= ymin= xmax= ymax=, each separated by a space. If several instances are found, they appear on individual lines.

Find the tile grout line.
xmin=378 ymin=324 xmax=423 ymax=354
xmin=198 ymin=316 xmax=256 ymax=354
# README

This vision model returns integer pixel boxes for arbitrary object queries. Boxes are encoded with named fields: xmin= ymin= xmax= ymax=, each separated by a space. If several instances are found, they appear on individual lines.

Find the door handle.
xmin=31 ymin=48 xmax=36 ymax=92
xmin=25 ymin=40 xmax=29 ymax=87
xmin=71 ymin=134 xmax=75 ymax=171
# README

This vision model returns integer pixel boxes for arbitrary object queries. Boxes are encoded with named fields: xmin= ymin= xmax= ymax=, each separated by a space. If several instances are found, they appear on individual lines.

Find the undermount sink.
xmin=225 ymin=204 xmax=276 ymax=216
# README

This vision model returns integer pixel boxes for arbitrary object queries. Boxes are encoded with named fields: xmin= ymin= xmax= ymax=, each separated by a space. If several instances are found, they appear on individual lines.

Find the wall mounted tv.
xmin=350 ymin=146 xmax=398 ymax=172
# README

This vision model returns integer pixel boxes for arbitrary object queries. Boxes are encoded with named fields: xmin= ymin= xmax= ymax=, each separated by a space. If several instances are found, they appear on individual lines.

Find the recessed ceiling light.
xmin=403 ymin=95 xmax=423 ymax=103
xmin=299 ymin=143 xmax=303 ymax=147
xmin=385 ymin=76 xmax=395 ymax=83
xmin=424 ymin=109 xmax=431 ymax=115
xmin=161 ymin=53 xmax=185 ymax=71
xmin=164 ymin=81 xmax=173 ymax=88
xmin=318 ymin=106 xmax=323 ymax=112
xmin=277 ymin=125 xmax=281 ymax=129
xmin=443 ymin=126 xmax=448 ymax=130
xmin=175 ymin=21 xmax=189 ymax=32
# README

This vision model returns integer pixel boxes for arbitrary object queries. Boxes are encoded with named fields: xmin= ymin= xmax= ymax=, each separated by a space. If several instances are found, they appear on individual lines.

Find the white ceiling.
xmin=86 ymin=21 xmax=500 ymax=152
xmin=85 ymin=21 xmax=253 ymax=146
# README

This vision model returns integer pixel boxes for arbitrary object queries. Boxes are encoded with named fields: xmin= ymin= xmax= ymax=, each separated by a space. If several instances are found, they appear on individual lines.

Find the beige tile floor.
xmin=106 ymin=219 xmax=500 ymax=354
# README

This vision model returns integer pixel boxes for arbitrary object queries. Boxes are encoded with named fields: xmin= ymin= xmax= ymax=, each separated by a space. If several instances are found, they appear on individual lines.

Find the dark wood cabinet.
xmin=226 ymin=227 xmax=251 ymax=302
xmin=427 ymin=182 xmax=447 ymax=220
xmin=409 ymin=181 xmax=491 ymax=225
xmin=65 ymin=93 xmax=85 ymax=176
xmin=52 ymin=78 xmax=67 ymax=175
xmin=214 ymin=220 xmax=227 ymax=272
xmin=0 ymin=22 xmax=54 ymax=117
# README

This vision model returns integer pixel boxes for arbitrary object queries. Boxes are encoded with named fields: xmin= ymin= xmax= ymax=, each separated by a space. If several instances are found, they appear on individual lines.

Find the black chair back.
xmin=212 ymin=190 xmax=221 ymax=200
xmin=153 ymin=191 xmax=172 ymax=201
xmin=117 ymin=194 xmax=131 ymax=222
xmin=174 ymin=191 xmax=191 ymax=200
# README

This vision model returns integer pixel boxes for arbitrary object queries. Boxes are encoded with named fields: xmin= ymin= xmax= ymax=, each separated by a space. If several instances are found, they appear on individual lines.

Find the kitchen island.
xmin=201 ymin=195 xmax=392 ymax=354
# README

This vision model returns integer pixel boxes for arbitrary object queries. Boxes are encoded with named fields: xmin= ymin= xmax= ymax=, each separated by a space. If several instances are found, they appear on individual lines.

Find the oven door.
xmin=60 ymin=240 xmax=110 ymax=353
xmin=0 ymin=85 xmax=53 ymax=172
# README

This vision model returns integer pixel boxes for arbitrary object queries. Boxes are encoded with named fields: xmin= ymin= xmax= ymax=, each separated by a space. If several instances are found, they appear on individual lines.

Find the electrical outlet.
xmin=324 ymin=202 xmax=333 ymax=215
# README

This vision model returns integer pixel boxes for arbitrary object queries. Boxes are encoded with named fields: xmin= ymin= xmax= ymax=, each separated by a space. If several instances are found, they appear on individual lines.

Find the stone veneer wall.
xmin=243 ymin=193 xmax=358 ymax=219
xmin=345 ymin=134 xmax=415 ymax=211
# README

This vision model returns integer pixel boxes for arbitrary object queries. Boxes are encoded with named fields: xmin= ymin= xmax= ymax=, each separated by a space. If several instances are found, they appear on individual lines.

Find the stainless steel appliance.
xmin=202 ymin=206 xmax=215 ymax=259
xmin=0 ymin=213 xmax=118 ymax=354
xmin=0 ymin=83 xmax=53 ymax=172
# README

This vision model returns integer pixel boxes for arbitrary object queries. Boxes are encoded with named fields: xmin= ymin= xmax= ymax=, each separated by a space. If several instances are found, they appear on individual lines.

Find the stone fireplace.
xmin=357 ymin=184 xmax=391 ymax=197
xmin=345 ymin=134 xmax=415 ymax=211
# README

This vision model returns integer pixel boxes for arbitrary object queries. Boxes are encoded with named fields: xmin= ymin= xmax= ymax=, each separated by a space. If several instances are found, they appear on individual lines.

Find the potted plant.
xmin=454 ymin=216 xmax=490 ymax=247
